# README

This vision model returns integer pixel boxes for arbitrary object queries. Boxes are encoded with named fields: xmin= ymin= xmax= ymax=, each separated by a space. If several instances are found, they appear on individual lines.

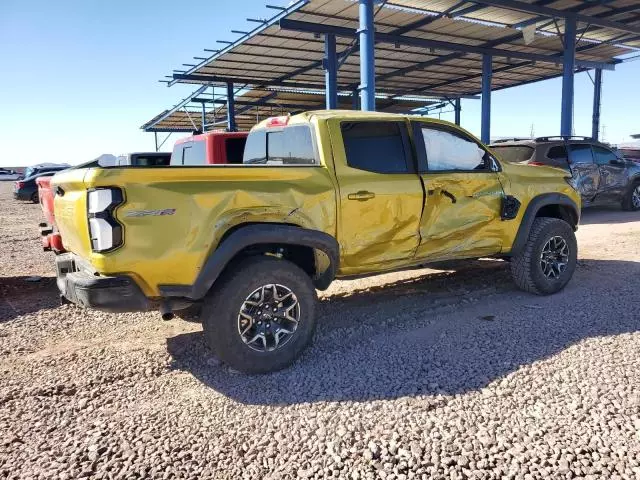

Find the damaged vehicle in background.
xmin=51 ymin=111 xmax=581 ymax=373
xmin=491 ymin=136 xmax=640 ymax=211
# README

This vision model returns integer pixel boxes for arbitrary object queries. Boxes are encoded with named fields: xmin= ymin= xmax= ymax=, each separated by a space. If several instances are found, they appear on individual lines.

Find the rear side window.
xmin=592 ymin=146 xmax=618 ymax=165
xmin=569 ymin=144 xmax=594 ymax=164
xmin=490 ymin=145 xmax=534 ymax=164
xmin=547 ymin=145 xmax=568 ymax=160
xmin=341 ymin=121 xmax=411 ymax=174
xmin=225 ymin=137 xmax=246 ymax=164
xmin=243 ymin=126 xmax=316 ymax=165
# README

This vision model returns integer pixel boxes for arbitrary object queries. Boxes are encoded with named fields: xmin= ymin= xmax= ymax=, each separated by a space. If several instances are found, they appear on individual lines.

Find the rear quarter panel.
xmin=55 ymin=165 xmax=337 ymax=297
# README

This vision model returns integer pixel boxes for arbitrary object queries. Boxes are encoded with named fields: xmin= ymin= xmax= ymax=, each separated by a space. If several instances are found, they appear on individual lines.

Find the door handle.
xmin=441 ymin=190 xmax=457 ymax=204
xmin=348 ymin=190 xmax=375 ymax=201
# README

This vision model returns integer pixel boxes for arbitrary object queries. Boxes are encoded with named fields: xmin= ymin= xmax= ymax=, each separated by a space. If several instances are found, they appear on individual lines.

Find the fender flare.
xmin=159 ymin=224 xmax=340 ymax=300
xmin=510 ymin=193 xmax=580 ymax=257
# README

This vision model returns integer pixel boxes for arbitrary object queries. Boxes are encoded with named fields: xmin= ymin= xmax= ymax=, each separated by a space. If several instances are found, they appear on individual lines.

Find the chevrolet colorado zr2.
xmin=51 ymin=111 xmax=581 ymax=373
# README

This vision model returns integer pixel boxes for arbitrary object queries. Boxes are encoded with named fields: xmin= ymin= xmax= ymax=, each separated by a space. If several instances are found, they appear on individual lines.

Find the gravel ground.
xmin=1 ymin=181 xmax=640 ymax=480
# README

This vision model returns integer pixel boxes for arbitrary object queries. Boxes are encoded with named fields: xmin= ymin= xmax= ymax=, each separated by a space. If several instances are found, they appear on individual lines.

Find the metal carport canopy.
xmin=166 ymin=0 xmax=638 ymax=98
xmin=141 ymin=86 xmax=444 ymax=133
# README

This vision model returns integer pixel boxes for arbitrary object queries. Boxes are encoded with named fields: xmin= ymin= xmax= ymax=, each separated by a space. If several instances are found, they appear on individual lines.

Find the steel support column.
xmin=592 ymin=68 xmax=603 ymax=141
xmin=324 ymin=33 xmax=338 ymax=109
xmin=481 ymin=54 xmax=492 ymax=144
xmin=154 ymin=132 xmax=158 ymax=152
xmin=358 ymin=0 xmax=375 ymax=111
xmin=226 ymin=82 xmax=237 ymax=132
xmin=352 ymin=89 xmax=359 ymax=110
xmin=454 ymin=98 xmax=461 ymax=126
xmin=201 ymin=102 xmax=206 ymax=132
xmin=561 ymin=15 xmax=577 ymax=137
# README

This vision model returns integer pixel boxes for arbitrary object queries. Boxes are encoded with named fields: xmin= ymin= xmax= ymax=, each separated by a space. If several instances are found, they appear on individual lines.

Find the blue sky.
xmin=1 ymin=0 xmax=638 ymax=167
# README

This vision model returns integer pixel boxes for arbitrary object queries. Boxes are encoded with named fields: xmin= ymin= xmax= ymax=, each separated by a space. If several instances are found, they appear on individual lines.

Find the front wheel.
xmin=201 ymin=256 xmax=317 ymax=374
xmin=510 ymin=217 xmax=577 ymax=295
xmin=622 ymin=182 xmax=640 ymax=211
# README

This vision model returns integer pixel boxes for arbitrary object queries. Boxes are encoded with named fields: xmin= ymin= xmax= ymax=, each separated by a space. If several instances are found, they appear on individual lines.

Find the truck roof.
xmin=252 ymin=110 xmax=464 ymax=131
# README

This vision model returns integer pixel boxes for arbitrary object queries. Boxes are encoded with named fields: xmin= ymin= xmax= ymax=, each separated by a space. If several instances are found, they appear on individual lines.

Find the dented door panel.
xmin=416 ymin=172 xmax=505 ymax=261
xmin=327 ymin=118 xmax=423 ymax=274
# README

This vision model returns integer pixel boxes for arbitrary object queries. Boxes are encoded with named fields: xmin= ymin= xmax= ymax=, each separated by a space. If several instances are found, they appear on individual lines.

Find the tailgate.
xmin=51 ymin=169 xmax=93 ymax=256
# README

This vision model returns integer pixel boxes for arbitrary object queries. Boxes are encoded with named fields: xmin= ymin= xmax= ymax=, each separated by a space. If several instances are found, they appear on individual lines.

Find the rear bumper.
xmin=55 ymin=253 xmax=150 ymax=312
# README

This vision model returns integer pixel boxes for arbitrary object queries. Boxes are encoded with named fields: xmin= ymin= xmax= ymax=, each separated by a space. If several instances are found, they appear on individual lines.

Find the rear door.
xmin=568 ymin=143 xmax=599 ymax=202
xmin=329 ymin=119 xmax=423 ymax=273
xmin=412 ymin=122 xmax=505 ymax=261
xmin=592 ymin=145 xmax=627 ymax=202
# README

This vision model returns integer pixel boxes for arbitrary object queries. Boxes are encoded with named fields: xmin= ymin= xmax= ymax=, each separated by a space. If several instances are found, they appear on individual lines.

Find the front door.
xmin=592 ymin=145 xmax=628 ymax=203
xmin=568 ymin=143 xmax=599 ymax=203
xmin=411 ymin=122 xmax=505 ymax=261
xmin=329 ymin=119 xmax=424 ymax=274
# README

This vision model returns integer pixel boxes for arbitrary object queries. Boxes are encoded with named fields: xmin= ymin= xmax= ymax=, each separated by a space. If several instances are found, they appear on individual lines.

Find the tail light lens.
xmin=528 ymin=161 xmax=545 ymax=166
xmin=87 ymin=188 xmax=124 ymax=252
xmin=16 ymin=181 xmax=24 ymax=189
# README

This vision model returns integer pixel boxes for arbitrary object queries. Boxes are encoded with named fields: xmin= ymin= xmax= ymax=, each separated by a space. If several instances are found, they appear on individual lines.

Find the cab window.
xmin=341 ymin=121 xmax=412 ymax=174
xmin=414 ymin=124 xmax=487 ymax=172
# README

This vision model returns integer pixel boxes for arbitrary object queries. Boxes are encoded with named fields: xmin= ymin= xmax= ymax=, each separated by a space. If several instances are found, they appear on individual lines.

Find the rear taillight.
xmin=16 ymin=181 xmax=24 ymax=189
xmin=528 ymin=161 xmax=545 ymax=166
xmin=86 ymin=188 xmax=124 ymax=252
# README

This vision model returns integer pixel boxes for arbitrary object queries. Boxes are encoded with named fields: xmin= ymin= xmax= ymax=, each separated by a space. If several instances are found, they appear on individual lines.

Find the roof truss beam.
xmin=278 ymin=19 xmax=616 ymax=71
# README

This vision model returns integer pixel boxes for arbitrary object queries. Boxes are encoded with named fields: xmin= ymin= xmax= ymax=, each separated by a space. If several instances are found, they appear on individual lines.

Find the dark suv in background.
xmin=14 ymin=165 xmax=69 ymax=203
xmin=491 ymin=136 xmax=640 ymax=211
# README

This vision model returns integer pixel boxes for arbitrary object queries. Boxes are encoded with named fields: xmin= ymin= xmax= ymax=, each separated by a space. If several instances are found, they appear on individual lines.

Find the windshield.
xmin=24 ymin=167 xmax=35 ymax=178
xmin=490 ymin=145 xmax=534 ymax=164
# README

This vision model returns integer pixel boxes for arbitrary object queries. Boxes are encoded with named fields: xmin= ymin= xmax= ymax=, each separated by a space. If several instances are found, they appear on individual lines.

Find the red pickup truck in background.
xmin=170 ymin=130 xmax=248 ymax=165
xmin=36 ymin=132 xmax=249 ymax=253
xmin=36 ymin=176 xmax=65 ymax=253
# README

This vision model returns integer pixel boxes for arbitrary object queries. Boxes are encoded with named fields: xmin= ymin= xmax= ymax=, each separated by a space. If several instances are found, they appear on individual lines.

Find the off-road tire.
xmin=31 ymin=192 xmax=39 ymax=204
xmin=622 ymin=181 xmax=640 ymax=211
xmin=201 ymin=256 xmax=317 ymax=374
xmin=510 ymin=217 xmax=577 ymax=295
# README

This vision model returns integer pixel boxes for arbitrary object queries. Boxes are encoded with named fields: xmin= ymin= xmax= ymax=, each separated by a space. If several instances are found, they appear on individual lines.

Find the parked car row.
xmin=0 ymin=168 xmax=20 ymax=181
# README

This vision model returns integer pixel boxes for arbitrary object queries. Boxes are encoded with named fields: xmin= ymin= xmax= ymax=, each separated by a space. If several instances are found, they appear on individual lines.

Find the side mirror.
xmin=610 ymin=158 xmax=625 ymax=166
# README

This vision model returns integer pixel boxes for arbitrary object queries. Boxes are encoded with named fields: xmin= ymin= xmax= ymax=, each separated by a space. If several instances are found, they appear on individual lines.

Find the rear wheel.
xmin=510 ymin=217 xmax=577 ymax=295
xmin=30 ymin=192 xmax=38 ymax=203
xmin=622 ymin=182 xmax=640 ymax=211
xmin=201 ymin=256 xmax=317 ymax=373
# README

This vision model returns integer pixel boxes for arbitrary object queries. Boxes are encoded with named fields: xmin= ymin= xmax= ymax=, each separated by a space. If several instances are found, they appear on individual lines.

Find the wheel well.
xmin=230 ymin=243 xmax=316 ymax=278
xmin=536 ymin=204 xmax=578 ymax=230
xmin=218 ymin=223 xmax=317 ymax=278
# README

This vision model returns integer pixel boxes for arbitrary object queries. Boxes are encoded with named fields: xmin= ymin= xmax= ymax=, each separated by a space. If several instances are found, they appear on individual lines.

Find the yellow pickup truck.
xmin=52 ymin=111 xmax=581 ymax=373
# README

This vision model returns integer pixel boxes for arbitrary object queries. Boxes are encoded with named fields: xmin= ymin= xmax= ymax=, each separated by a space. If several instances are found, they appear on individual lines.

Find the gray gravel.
xmin=1 ymin=182 xmax=640 ymax=479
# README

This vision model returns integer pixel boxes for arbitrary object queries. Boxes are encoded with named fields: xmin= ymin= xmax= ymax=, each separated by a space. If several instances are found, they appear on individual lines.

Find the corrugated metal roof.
xmin=167 ymin=0 xmax=639 ymax=98
xmin=146 ymin=0 xmax=639 ymax=132
xmin=141 ymin=87 xmax=440 ymax=132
